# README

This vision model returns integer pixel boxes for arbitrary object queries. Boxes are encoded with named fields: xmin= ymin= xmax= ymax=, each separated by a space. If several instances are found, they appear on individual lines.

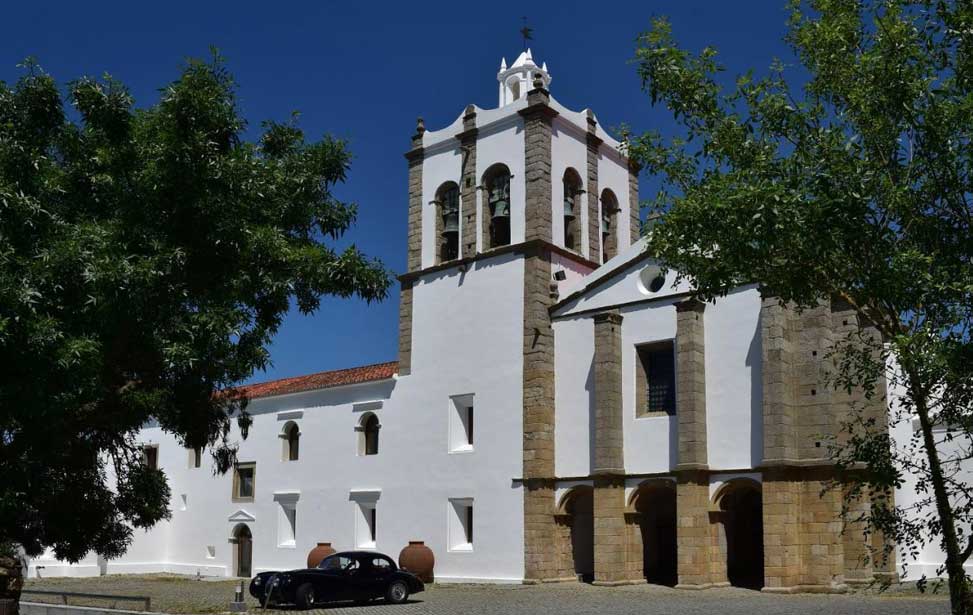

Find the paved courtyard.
xmin=24 ymin=575 xmax=950 ymax=615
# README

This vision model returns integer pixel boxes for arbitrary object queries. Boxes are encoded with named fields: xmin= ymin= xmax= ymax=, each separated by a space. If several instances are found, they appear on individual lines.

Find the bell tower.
xmin=396 ymin=51 xmax=640 ymax=582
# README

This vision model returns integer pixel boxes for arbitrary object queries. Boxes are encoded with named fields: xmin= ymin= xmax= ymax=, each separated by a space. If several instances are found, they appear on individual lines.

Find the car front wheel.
xmin=385 ymin=580 xmax=409 ymax=604
xmin=295 ymin=583 xmax=315 ymax=610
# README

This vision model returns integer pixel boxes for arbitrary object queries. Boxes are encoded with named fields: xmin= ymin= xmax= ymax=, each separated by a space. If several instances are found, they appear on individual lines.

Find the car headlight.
xmin=253 ymin=577 xmax=262 ymax=586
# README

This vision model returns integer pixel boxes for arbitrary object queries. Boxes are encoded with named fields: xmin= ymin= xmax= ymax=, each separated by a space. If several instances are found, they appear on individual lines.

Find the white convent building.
xmin=28 ymin=50 xmax=946 ymax=591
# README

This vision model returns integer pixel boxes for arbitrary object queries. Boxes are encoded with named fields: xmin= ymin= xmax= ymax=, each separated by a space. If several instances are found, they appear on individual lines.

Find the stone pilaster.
xmin=585 ymin=112 xmax=601 ymax=263
xmin=675 ymin=472 xmax=713 ymax=588
xmin=593 ymin=311 xmax=624 ymax=474
xmin=760 ymin=293 xmax=797 ymax=464
xmin=521 ymin=245 xmax=558 ymax=581
xmin=519 ymin=81 xmax=557 ymax=243
xmin=459 ymin=105 xmax=479 ymax=259
xmin=397 ymin=280 xmax=413 ymax=376
xmin=676 ymin=299 xmax=707 ymax=470
xmin=795 ymin=300 xmax=836 ymax=460
xmin=593 ymin=476 xmax=628 ymax=585
xmin=405 ymin=121 xmax=424 ymax=272
xmin=520 ymin=79 xmax=560 ymax=583
xmin=399 ymin=121 xmax=424 ymax=377
xmin=628 ymin=159 xmax=640 ymax=244
xmin=524 ymin=480 xmax=557 ymax=582
xmin=762 ymin=468 xmax=802 ymax=591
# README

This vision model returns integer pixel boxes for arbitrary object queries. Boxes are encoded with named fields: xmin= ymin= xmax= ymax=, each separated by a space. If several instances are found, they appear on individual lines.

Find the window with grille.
xmin=636 ymin=342 xmax=676 ymax=416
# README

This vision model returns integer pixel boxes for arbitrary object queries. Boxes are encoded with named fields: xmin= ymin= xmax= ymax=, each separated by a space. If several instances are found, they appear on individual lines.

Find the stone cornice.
xmin=396 ymin=239 xmax=598 ymax=283
xmin=403 ymin=147 xmax=424 ymax=162
xmin=518 ymin=104 xmax=559 ymax=121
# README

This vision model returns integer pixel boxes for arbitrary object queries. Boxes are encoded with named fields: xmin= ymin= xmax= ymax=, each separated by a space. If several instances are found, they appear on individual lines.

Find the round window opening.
xmin=637 ymin=265 xmax=667 ymax=295
xmin=649 ymin=274 xmax=666 ymax=293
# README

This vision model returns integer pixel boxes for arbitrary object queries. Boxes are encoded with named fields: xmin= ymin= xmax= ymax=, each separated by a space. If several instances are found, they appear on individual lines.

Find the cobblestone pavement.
xmin=24 ymin=575 xmax=949 ymax=615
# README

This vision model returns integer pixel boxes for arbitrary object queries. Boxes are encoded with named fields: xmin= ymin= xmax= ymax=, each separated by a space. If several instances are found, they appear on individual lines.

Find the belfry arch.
xmin=712 ymin=478 xmax=764 ymax=590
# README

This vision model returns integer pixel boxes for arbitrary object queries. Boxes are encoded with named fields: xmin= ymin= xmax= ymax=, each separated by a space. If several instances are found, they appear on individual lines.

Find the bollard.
xmin=229 ymin=581 xmax=247 ymax=613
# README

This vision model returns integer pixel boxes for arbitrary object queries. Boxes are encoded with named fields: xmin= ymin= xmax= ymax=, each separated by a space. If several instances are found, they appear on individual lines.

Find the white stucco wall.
xmin=703 ymin=286 xmax=763 ymax=470
xmin=554 ymin=279 xmax=763 ymax=476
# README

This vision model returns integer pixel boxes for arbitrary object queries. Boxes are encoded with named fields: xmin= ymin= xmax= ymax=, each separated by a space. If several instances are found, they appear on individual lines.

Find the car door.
xmin=335 ymin=555 xmax=369 ymax=601
xmin=364 ymin=556 xmax=395 ymax=598
xmin=313 ymin=555 xmax=354 ymax=603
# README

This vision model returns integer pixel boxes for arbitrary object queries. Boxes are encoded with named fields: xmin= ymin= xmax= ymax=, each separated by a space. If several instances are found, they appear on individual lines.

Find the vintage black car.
xmin=249 ymin=551 xmax=424 ymax=609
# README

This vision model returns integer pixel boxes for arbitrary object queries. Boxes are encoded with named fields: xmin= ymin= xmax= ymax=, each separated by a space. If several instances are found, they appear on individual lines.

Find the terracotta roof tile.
xmin=238 ymin=361 xmax=397 ymax=400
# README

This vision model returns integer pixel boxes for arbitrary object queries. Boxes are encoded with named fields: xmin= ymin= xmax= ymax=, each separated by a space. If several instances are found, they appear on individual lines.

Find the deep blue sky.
xmin=2 ymin=1 xmax=797 ymax=384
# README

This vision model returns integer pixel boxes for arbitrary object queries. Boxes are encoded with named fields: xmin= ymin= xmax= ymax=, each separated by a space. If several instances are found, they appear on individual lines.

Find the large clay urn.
xmin=306 ymin=542 xmax=336 ymax=568
xmin=398 ymin=541 xmax=434 ymax=583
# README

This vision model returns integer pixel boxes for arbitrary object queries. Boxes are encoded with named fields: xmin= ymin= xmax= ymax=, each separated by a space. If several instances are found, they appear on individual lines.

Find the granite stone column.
xmin=520 ymin=77 xmax=559 ymax=582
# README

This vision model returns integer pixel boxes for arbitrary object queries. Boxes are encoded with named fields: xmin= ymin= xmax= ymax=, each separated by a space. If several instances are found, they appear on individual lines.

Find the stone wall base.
xmin=761 ymin=583 xmax=849 ymax=594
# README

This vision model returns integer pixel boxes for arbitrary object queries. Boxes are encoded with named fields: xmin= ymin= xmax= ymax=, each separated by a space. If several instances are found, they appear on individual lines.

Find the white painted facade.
xmin=25 ymin=50 xmax=954 ymax=586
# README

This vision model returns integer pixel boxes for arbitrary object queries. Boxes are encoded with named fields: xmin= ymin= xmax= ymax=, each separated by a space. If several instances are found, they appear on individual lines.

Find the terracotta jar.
xmin=398 ymin=541 xmax=434 ymax=583
xmin=306 ymin=542 xmax=336 ymax=568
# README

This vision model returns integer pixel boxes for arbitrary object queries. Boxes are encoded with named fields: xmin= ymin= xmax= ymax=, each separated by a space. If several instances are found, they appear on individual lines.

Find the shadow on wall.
xmin=585 ymin=354 xmax=595 ymax=471
xmin=746 ymin=309 xmax=763 ymax=467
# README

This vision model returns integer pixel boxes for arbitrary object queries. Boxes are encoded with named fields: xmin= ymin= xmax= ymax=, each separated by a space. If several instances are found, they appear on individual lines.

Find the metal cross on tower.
xmin=520 ymin=17 xmax=533 ymax=51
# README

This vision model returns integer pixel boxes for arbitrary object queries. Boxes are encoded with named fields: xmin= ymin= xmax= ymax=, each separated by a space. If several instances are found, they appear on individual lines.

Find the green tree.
xmin=629 ymin=1 xmax=973 ymax=612
xmin=0 ymin=54 xmax=389 ymax=610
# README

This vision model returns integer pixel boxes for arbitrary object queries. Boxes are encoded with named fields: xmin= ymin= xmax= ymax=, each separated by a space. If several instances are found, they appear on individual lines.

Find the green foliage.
xmin=0 ymin=54 xmax=390 ymax=563
xmin=631 ymin=1 xmax=973 ymax=611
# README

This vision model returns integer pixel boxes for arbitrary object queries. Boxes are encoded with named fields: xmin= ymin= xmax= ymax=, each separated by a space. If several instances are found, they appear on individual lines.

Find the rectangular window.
xmin=354 ymin=502 xmax=377 ymax=549
xmin=277 ymin=500 xmax=297 ymax=548
xmin=449 ymin=394 xmax=475 ymax=453
xmin=233 ymin=462 xmax=256 ymax=502
xmin=448 ymin=498 xmax=474 ymax=552
xmin=189 ymin=447 xmax=201 ymax=469
xmin=143 ymin=445 xmax=158 ymax=470
xmin=636 ymin=341 xmax=676 ymax=416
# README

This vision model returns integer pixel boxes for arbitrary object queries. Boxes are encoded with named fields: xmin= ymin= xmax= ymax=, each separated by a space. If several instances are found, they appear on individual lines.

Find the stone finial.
xmin=416 ymin=117 xmax=425 ymax=135
xmin=532 ymin=72 xmax=544 ymax=90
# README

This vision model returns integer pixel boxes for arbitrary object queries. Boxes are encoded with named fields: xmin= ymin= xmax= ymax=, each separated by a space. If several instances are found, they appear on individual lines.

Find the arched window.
xmin=482 ymin=164 xmax=511 ymax=249
xmin=358 ymin=413 xmax=380 ymax=456
xmin=280 ymin=421 xmax=300 ymax=461
xmin=436 ymin=182 xmax=460 ymax=263
xmin=600 ymin=189 xmax=619 ymax=263
xmin=563 ymin=169 xmax=583 ymax=252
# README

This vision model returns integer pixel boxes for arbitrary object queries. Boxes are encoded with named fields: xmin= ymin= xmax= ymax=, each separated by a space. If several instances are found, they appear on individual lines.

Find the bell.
xmin=442 ymin=210 xmax=459 ymax=236
xmin=563 ymin=194 xmax=576 ymax=220
xmin=489 ymin=180 xmax=510 ymax=220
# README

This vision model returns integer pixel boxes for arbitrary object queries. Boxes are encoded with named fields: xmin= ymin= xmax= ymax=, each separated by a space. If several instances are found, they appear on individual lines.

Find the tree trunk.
xmin=0 ymin=553 xmax=22 ymax=615
xmin=911 ymin=376 xmax=972 ymax=615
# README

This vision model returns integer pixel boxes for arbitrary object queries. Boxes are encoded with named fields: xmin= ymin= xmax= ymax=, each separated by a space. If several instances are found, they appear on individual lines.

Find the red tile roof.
xmin=238 ymin=361 xmax=398 ymax=400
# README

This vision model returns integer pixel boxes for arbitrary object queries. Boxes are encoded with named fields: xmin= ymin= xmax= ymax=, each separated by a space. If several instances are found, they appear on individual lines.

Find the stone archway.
xmin=631 ymin=482 xmax=677 ymax=586
xmin=714 ymin=480 xmax=764 ymax=590
xmin=231 ymin=523 xmax=253 ymax=578
xmin=555 ymin=486 xmax=594 ymax=582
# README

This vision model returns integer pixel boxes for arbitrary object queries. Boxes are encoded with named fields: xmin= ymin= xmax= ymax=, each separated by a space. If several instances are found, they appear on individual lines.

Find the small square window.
xmin=233 ymin=463 xmax=256 ymax=502
xmin=448 ymin=498 xmax=474 ymax=552
xmin=636 ymin=341 xmax=676 ymax=417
